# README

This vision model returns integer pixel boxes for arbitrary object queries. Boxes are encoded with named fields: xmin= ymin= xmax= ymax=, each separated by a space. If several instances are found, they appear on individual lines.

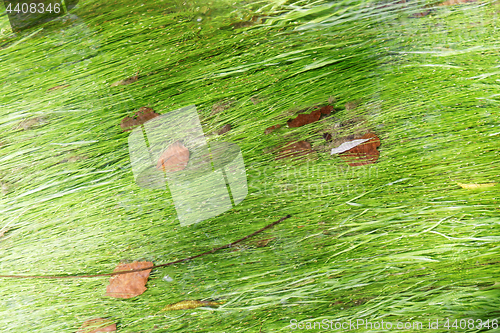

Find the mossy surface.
xmin=0 ymin=0 xmax=499 ymax=332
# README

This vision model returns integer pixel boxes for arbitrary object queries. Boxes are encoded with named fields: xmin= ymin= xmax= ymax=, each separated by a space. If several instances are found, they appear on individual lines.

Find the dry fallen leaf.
xmin=111 ymin=72 xmax=139 ymax=87
xmin=120 ymin=107 xmax=160 ymax=132
xmin=105 ymin=261 xmax=153 ymax=299
xmin=211 ymin=99 xmax=234 ymax=115
xmin=218 ymin=124 xmax=231 ymax=135
xmin=339 ymin=132 xmax=380 ymax=166
xmin=286 ymin=105 xmax=332 ymax=128
xmin=264 ymin=124 xmax=281 ymax=135
xmin=331 ymin=138 xmax=371 ymax=155
xmin=287 ymin=110 xmax=322 ymax=128
xmin=457 ymin=183 xmax=496 ymax=189
xmin=76 ymin=318 xmax=116 ymax=333
xmin=276 ymin=141 xmax=313 ymax=160
xmin=156 ymin=141 xmax=190 ymax=172
xmin=318 ymin=105 xmax=333 ymax=116
xmin=161 ymin=300 xmax=223 ymax=311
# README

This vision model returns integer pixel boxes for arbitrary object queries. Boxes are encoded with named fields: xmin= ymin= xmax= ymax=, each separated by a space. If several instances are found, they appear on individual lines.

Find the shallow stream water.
xmin=0 ymin=0 xmax=498 ymax=332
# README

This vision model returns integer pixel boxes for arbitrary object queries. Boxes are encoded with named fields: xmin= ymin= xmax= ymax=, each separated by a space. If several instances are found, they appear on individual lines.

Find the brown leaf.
xmin=318 ymin=105 xmax=333 ymax=116
xmin=111 ymin=73 xmax=139 ymax=87
xmin=275 ymin=141 xmax=312 ymax=160
xmin=76 ymin=318 xmax=116 ymax=333
xmin=47 ymin=84 xmax=70 ymax=92
xmin=120 ymin=107 xmax=160 ymax=132
xmin=331 ymin=137 xmax=371 ymax=155
xmin=287 ymin=110 xmax=322 ymax=128
xmin=339 ymin=132 xmax=380 ymax=166
xmin=218 ymin=124 xmax=231 ymax=135
xmin=323 ymin=133 xmax=333 ymax=142
xmin=211 ymin=99 xmax=234 ymax=115
xmin=161 ymin=300 xmax=223 ymax=311
xmin=264 ymin=124 xmax=281 ymax=135
xmin=156 ymin=141 xmax=190 ymax=172
xmin=105 ymin=261 xmax=153 ymax=299
xmin=439 ymin=0 xmax=476 ymax=5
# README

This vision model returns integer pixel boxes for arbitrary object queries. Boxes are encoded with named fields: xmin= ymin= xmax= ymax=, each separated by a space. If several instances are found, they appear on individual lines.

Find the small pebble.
xmin=163 ymin=275 xmax=173 ymax=282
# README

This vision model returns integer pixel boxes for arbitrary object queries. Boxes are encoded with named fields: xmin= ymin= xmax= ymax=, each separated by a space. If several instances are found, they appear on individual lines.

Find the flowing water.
xmin=0 ymin=0 xmax=498 ymax=331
